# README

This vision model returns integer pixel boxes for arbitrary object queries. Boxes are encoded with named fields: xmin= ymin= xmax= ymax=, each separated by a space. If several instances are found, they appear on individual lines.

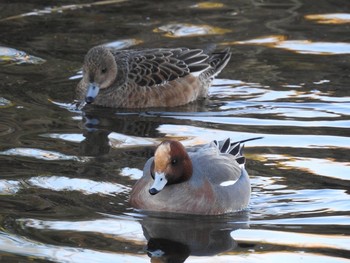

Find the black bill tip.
xmin=85 ymin=96 xmax=95 ymax=104
xmin=149 ymin=188 xmax=159 ymax=195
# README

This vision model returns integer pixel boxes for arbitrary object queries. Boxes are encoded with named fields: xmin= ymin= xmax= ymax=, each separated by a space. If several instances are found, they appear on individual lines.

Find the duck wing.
xmin=125 ymin=48 xmax=210 ymax=87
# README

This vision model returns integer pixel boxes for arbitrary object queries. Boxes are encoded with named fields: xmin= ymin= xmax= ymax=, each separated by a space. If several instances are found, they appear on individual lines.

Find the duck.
xmin=76 ymin=45 xmax=231 ymax=108
xmin=129 ymin=137 xmax=261 ymax=215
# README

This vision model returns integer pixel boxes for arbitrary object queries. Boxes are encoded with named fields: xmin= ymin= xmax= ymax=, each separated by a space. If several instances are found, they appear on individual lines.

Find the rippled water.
xmin=0 ymin=0 xmax=349 ymax=262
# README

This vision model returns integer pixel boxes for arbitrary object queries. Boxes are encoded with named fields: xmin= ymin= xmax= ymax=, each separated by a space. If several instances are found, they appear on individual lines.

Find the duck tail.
xmin=213 ymin=137 xmax=263 ymax=167
xmin=207 ymin=47 xmax=231 ymax=78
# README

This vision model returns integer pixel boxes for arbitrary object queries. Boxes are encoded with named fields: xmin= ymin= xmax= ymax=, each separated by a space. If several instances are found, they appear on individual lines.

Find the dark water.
xmin=0 ymin=0 xmax=349 ymax=262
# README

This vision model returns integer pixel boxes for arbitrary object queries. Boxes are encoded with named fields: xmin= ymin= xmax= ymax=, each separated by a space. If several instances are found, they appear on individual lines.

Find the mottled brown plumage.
xmin=76 ymin=46 xmax=231 ymax=108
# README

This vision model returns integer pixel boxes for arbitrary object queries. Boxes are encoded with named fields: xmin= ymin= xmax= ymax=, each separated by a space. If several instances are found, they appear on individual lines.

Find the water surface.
xmin=0 ymin=0 xmax=349 ymax=262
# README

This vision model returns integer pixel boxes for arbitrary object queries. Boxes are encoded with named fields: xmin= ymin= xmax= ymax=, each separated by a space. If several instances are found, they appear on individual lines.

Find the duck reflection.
xmin=138 ymin=212 xmax=249 ymax=262
xmin=78 ymin=102 xmax=208 ymax=157
xmin=80 ymin=128 xmax=111 ymax=156
xmin=78 ymin=107 xmax=162 ymax=156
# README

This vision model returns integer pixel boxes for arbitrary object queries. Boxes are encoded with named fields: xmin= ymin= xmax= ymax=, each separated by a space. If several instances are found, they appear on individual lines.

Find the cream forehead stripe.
xmin=154 ymin=142 xmax=171 ymax=171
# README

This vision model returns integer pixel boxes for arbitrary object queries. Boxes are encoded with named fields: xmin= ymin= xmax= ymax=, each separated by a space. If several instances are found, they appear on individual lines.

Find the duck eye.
xmin=101 ymin=68 xmax=107 ymax=74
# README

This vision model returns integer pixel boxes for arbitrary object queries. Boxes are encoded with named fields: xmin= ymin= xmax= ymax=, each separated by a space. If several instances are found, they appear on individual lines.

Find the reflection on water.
xmin=105 ymin=38 xmax=144 ymax=49
xmin=0 ymin=147 xmax=89 ymax=161
xmin=275 ymin=40 xmax=350 ymax=55
xmin=264 ymin=154 xmax=350 ymax=181
xmin=140 ymin=212 xmax=248 ymax=260
xmin=305 ymin=13 xmax=350 ymax=24
xmin=28 ymin=175 xmax=130 ymax=195
xmin=155 ymin=23 xmax=231 ymax=37
xmin=231 ymin=35 xmax=350 ymax=55
xmin=232 ymin=229 xmax=350 ymax=251
xmin=190 ymin=2 xmax=225 ymax=9
xmin=0 ymin=0 xmax=349 ymax=262
xmin=0 ymin=46 xmax=45 ymax=65
xmin=16 ymin=212 xmax=249 ymax=262
xmin=0 ymin=0 xmax=128 ymax=22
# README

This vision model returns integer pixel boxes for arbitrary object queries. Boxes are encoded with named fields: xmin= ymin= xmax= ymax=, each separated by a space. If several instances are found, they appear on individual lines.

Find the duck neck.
xmin=169 ymin=154 xmax=193 ymax=185
xmin=181 ymin=154 xmax=193 ymax=182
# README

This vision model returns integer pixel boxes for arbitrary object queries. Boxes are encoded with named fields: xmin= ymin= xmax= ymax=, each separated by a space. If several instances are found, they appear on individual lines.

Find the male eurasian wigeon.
xmin=76 ymin=46 xmax=231 ymax=108
xmin=129 ymin=138 xmax=260 ymax=215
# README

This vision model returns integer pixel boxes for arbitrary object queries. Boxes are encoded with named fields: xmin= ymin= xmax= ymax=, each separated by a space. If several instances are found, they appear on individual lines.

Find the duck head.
xmin=149 ymin=140 xmax=193 ymax=195
xmin=82 ymin=46 xmax=118 ymax=104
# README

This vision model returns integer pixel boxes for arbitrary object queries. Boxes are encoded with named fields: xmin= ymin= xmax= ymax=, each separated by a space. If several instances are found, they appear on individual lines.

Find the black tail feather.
xmin=214 ymin=137 xmax=262 ymax=167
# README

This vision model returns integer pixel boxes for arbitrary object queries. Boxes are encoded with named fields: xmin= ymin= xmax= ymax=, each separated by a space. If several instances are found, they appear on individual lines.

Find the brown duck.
xmin=76 ymin=46 xmax=231 ymax=108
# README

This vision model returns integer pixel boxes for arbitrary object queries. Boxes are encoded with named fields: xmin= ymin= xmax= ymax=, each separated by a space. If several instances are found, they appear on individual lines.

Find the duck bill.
xmin=149 ymin=172 xmax=167 ymax=195
xmin=85 ymin=83 xmax=100 ymax=104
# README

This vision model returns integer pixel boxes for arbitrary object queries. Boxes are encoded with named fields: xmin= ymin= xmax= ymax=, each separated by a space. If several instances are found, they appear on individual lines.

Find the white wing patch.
xmin=190 ymin=65 xmax=210 ymax=77
xmin=220 ymin=180 xmax=238 ymax=187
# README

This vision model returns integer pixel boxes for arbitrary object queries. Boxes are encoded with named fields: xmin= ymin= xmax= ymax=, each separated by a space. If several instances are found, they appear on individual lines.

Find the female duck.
xmin=76 ymin=46 xmax=231 ymax=108
xmin=129 ymin=138 xmax=259 ymax=215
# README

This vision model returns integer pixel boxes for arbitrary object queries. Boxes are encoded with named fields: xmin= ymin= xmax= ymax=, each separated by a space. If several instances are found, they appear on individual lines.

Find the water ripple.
xmin=199 ymin=253 xmax=350 ymax=263
xmin=230 ymin=35 xmax=350 ymax=55
xmin=0 ymin=97 xmax=14 ymax=108
xmin=41 ymin=133 xmax=85 ymax=143
xmin=154 ymin=112 xmax=350 ymax=128
xmin=0 ymin=0 xmax=128 ymax=22
xmin=0 ymin=123 xmax=15 ymax=137
xmin=305 ymin=13 xmax=350 ymax=24
xmin=0 ymin=180 xmax=21 ymax=195
xmin=190 ymin=2 xmax=225 ymax=9
xmin=157 ymin=125 xmax=350 ymax=149
xmin=0 ymin=231 xmax=146 ymax=263
xmin=27 ymin=176 xmax=130 ymax=196
xmin=251 ymin=188 xmax=350 ymax=216
xmin=0 ymin=46 xmax=45 ymax=65
xmin=263 ymin=154 xmax=350 ymax=181
xmin=18 ymin=217 xmax=144 ymax=241
xmin=249 ymin=215 xmax=350 ymax=226
xmin=105 ymin=39 xmax=143 ymax=49
xmin=155 ymin=23 xmax=231 ymax=37
xmin=0 ymin=148 xmax=89 ymax=162
xmin=232 ymin=229 xmax=350 ymax=251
